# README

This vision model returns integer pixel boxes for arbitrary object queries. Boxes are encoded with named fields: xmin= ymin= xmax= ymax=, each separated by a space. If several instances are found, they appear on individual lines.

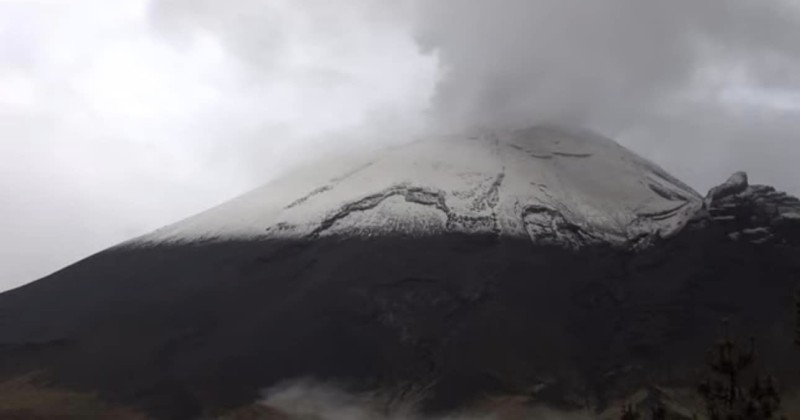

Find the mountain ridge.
xmin=0 ymin=127 xmax=798 ymax=418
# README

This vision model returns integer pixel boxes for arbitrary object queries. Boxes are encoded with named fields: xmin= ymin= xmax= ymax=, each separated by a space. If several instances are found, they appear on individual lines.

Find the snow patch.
xmin=130 ymin=127 xmax=703 ymax=248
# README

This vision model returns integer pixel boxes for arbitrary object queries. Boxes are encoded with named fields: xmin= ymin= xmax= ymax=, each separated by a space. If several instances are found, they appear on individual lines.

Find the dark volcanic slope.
xmin=1 ymin=181 xmax=800 ymax=418
xmin=1 ymin=126 xmax=799 ymax=418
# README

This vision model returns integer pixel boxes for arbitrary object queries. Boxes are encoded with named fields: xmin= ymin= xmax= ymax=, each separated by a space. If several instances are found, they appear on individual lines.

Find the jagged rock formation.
xmin=697 ymin=172 xmax=800 ymax=245
xmin=705 ymin=171 xmax=749 ymax=207
xmin=0 ymin=127 xmax=797 ymax=419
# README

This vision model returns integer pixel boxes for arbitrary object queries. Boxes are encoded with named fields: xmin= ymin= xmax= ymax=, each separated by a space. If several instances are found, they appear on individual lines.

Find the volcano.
xmin=1 ymin=126 xmax=799 ymax=418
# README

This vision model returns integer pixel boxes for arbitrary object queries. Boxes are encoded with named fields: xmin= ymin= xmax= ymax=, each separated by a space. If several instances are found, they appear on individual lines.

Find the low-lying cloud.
xmin=258 ymin=379 xmax=595 ymax=420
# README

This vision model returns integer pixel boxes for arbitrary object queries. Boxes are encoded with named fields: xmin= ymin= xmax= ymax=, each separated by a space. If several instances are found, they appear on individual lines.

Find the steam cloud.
xmin=259 ymin=379 xmax=595 ymax=420
xmin=413 ymin=0 xmax=800 ymax=131
xmin=410 ymin=0 xmax=800 ymax=192
xmin=148 ymin=0 xmax=800 ymax=193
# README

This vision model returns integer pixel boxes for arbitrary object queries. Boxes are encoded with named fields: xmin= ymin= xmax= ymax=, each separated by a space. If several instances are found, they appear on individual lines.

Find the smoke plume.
xmin=410 ymin=0 xmax=800 ymax=192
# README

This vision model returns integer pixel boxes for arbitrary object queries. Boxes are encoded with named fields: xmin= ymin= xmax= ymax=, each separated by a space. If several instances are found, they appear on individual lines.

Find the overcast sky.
xmin=2 ymin=0 xmax=800 ymax=291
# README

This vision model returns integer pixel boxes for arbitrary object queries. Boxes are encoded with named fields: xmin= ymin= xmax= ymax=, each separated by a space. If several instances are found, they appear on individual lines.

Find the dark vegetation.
xmin=620 ymin=293 xmax=800 ymax=420
xmin=0 ymin=373 xmax=146 ymax=419
xmin=697 ymin=321 xmax=783 ymax=420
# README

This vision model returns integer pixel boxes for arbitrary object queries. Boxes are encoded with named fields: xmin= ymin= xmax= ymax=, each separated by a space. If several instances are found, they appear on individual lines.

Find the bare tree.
xmin=794 ymin=289 xmax=800 ymax=347
xmin=697 ymin=320 xmax=784 ymax=420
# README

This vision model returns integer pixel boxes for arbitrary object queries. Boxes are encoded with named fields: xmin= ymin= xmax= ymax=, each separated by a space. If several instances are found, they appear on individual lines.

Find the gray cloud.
xmin=413 ymin=0 xmax=800 ymax=127
xmin=0 ymin=0 xmax=435 ymax=290
xmin=410 ymin=0 xmax=800 ymax=193
xmin=147 ymin=0 xmax=438 ymax=182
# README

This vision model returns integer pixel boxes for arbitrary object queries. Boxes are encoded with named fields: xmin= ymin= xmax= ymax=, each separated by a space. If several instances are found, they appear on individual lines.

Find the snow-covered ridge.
xmin=130 ymin=126 xmax=703 ymax=248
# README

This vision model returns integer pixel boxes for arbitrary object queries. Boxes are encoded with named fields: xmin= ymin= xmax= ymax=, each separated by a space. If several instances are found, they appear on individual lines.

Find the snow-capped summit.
xmin=135 ymin=125 xmax=702 ymax=247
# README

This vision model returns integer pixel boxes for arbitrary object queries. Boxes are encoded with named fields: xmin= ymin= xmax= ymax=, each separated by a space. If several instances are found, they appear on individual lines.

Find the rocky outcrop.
xmin=705 ymin=171 xmax=749 ymax=206
xmin=698 ymin=172 xmax=800 ymax=245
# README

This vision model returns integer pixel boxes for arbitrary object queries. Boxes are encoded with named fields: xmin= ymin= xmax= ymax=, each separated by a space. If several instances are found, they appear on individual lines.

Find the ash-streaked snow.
xmin=132 ymin=126 xmax=703 ymax=247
